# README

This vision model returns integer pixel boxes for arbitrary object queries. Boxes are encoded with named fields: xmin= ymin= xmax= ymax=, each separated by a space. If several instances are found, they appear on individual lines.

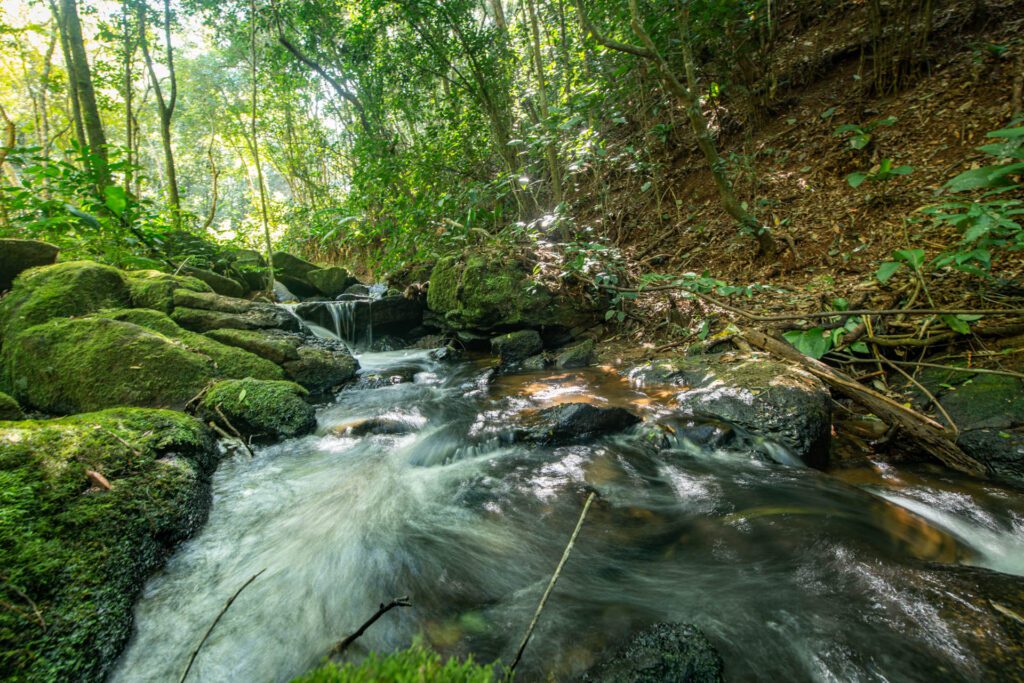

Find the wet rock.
xmin=0 ymin=408 xmax=216 ymax=682
xmin=523 ymin=402 xmax=640 ymax=445
xmin=3 ymin=310 xmax=282 ymax=414
xmin=427 ymin=247 xmax=602 ymax=333
xmin=171 ymin=289 xmax=300 ymax=333
xmin=957 ymin=428 xmax=1024 ymax=484
xmin=491 ymin=329 xmax=543 ymax=366
xmin=0 ymin=390 xmax=23 ymax=420
xmin=125 ymin=269 xmax=211 ymax=313
xmin=272 ymin=251 xmax=321 ymax=297
xmin=580 ymin=622 xmax=724 ymax=683
xmin=556 ymin=339 xmax=597 ymax=369
xmin=344 ymin=283 xmax=372 ymax=297
xmin=521 ymin=353 xmax=548 ymax=371
xmin=180 ymin=265 xmax=246 ymax=298
xmin=330 ymin=416 xmax=417 ymax=437
xmin=430 ymin=344 xmax=463 ymax=363
xmin=199 ymin=378 xmax=315 ymax=439
xmin=282 ymin=345 xmax=359 ymax=394
xmin=294 ymin=296 xmax=424 ymax=345
xmin=629 ymin=354 xmax=831 ymax=468
xmin=307 ymin=266 xmax=358 ymax=297
xmin=0 ymin=238 xmax=58 ymax=290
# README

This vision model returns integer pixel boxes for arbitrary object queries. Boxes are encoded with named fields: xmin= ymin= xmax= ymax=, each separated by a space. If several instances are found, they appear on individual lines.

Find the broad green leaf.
xmin=847 ymin=172 xmax=868 ymax=188
xmin=104 ymin=185 xmax=128 ymax=216
xmin=783 ymin=327 xmax=832 ymax=359
xmin=876 ymin=261 xmax=902 ymax=283
xmin=893 ymin=249 xmax=925 ymax=269
xmin=238 ymin=388 xmax=247 ymax=402
xmin=940 ymin=315 xmax=971 ymax=334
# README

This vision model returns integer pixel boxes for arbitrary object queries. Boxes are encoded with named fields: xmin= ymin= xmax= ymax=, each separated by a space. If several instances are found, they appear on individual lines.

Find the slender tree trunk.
xmin=251 ymin=0 xmax=275 ymax=290
xmin=525 ymin=0 xmax=565 ymax=216
xmin=60 ymin=0 xmax=108 ymax=181
xmin=138 ymin=0 xmax=180 ymax=224
xmin=123 ymin=0 xmax=134 ymax=193
xmin=49 ymin=0 xmax=85 ymax=151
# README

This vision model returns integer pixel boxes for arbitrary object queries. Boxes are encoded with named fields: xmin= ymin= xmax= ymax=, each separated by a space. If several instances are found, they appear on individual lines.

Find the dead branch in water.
xmin=330 ymin=596 xmax=412 ymax=656
xmin=180 ymin=568 xmax=266 ymax=683
xmin=509 ymin=491 xmax=597 ymax=677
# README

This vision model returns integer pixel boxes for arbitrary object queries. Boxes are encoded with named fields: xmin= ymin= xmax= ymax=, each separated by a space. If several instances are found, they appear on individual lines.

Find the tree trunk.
xmin=49 ymin=0 xmax=85 ymax=152
xmin=525 ymin=0 xmax=565 ymax=219
xmin=138 ymin=0 xmax=180 ymax=224
xmin=60 ymin=0 xmax=108 ymax=181
xmin=251 ymin=0 xmax=275 ymax=290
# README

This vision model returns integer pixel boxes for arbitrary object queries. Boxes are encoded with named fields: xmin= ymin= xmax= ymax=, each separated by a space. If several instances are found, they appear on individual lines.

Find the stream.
xmin=109 ymin=345 xmax=1024 ymax=682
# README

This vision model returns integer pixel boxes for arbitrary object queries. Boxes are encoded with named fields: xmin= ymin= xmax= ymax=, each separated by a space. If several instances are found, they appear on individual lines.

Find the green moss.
xmin=200 ymin=378 xmax=315 ymax=439
xmin=205 ymin=328 xmax=301 ymax=365
xmin=292 ymin=644 xmax=499 ymax=683
xmin=104 ymin=309 xmax=284 ymax=382
xmin=0 ymin=260 xmax=129 ymax=344
xmin=426 ymin=255 xmax=462 ymax=315
xmin=0 ymin=408 xmax=215 ymax=682
xmin=3 ymin=310 xmax=283 ymax=414
xmin=0 ymin=390 xmax=23 ymax=420
xmin=125 ymin=269 xmax=212 ymax=313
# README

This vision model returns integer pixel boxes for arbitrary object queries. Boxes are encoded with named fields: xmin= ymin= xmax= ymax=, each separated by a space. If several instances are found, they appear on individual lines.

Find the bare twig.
xmin=213 ymin=405 xmax=255 ymax=458
xmin=509 ymin=491 xmax=597 ymax=676
xmin=879 ymin=357 xmax=958 ymax=434
xmin=330 ymin=596 xmax=412 ymax=656
xmin=180 ymin=568 xmax=266 ymax=683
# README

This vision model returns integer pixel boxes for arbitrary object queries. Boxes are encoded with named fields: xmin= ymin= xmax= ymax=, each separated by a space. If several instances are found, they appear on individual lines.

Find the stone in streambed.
xmin=555 ymin=338 xmax=597 ymax=369
xmin=283 ymin=345 xmax=359 ymax=394
xmin=629 ymin=354 xmax=831 ymax=468
xmin=199 ymin=378 xmax=315 ymax=439
xmin=0 ymin=238 xmax=58 ymax=291
xmin=0 ymin=408 xmax=216 ymax=682
xmin=491 ymin=329 xmax=542 ymax=367
xmin=521 ymin=402 xmax=640 ymax=445
xmin=580 ymin=622 xmax=724 ymax=683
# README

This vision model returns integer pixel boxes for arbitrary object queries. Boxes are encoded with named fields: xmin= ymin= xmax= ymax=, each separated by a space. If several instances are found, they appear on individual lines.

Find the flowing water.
xmin=110 ymin=348 xmax=1024 ymax=682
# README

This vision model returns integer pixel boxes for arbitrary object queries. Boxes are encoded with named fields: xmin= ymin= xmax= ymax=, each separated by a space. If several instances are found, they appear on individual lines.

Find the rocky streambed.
xmin=1 ymin=242 xmax=1023 ymax=682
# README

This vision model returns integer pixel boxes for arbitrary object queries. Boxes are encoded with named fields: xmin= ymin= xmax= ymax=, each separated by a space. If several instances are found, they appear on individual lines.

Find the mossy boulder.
xmin=427 ymin=249 xmax=598 ymax=333
xmin=180 ymin=265 xmax=246 ymax=298
xmin=204 ymin=328 xmax=302 ymax=365
xmin=293 ymin=644 xmax=498 ymax=682
xmin=0 ymin=390 xmax=23 ymax=420
xmin=282 ymin=345 xmax=359 ymax=394
xmin=272 ymin=251 xmax=321 ymax=297
xmin=0 ymin=260 xmax=129 ymax=344
xmin=307 ymin=266 xmax=358 ymax=298
xmin=199 ymin=378 xmax=315 ymax=439
xmin=491 ymin=329 xmax=542 ymax=366
xmin=0 ymin=408 xmax=216 ymax=682
xmin=555 ymin=338 xmax=597 ymax=369
xmin=125 ymin=269 xmax=212 ymax=313
xmin=0 ymin=238 xmax=58 ymax=291
xmin=170 ymin=288 xmax=299 ymax=333
xmin=581 ymin=622 xmax=724 ymax=683
xmin=3 ymin=310 xmax=283 ymax=414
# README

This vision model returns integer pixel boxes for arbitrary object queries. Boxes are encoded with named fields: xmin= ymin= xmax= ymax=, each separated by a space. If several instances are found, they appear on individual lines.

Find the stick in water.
xmin=331 ymin=596 xmax=412 ymax=656
xmin=179 ymin=568 xmax=267 ymax=683
xmin=509 ymin=491 xmax=597 ymax=675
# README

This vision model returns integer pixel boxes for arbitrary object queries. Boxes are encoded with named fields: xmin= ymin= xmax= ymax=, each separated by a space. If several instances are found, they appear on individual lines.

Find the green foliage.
xmin=292 ymin=644 xmax=500 ymax=683
xmin=834 ymin=116 xmax=897 ymax=150
xmin=846 ymin=158 xmax=913 ymax=188
xmin=920 ymin=122 xmax=1024 ymax=275
xmin=875 ymin=248 xmax=925 ymax=283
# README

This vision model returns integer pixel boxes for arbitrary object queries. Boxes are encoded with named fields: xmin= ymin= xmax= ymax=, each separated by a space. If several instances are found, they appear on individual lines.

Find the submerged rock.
xmin=580 ymin=622 xmax=724 ymax=683
xmin=0 ymin=408 xmax=216 ymax=682
xmin=200 ymin=378 xmax=315 ymax=439
xmin=307 ymin=266 xmax=358 ymax=297
xmin=522 ymin=402 xmax=640 ymax=445
xmin=0 ymin=238 xmax=58 ymax=290
xmin=629 ymin=354 xmax=831 ymax=468
xmin=0 ymin=390 xmax=23 ymax=420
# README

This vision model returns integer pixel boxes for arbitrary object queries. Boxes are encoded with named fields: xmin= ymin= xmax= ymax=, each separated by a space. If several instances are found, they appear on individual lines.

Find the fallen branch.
xmin=213 ymin=405 xmax=255 ymax=459
xmin=509 ymin=491 xmax=597 ymax=676
xmin=739 ymin=328 xmax=985 ymax=477
xmin=180 ymin=568 xmax=266 ymax=683
xmin=330 ymin=596 xmax=412 ymax=657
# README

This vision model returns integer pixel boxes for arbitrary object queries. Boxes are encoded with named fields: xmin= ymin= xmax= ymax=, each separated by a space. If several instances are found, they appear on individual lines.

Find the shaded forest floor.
xmin=580 ymin=0 xmax=1024 ymax=359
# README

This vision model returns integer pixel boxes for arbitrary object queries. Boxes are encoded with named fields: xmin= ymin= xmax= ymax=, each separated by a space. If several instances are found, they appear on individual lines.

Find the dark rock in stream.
xmin=520 ymin=403 xmax=641 ymax=445
xmin=271 ymin=251 xmax=321 ymax=297
xmin=555 ymin=338 xmax=597 ymax=369
xmin=628 ymin=354 xmax=831 ymax=468
xmin=580 ymin=622 xmax=724 ymax=683
xmin=307 ymin=266 xmax=358 ymax=298
xmin=491 ymin=329 xmax=543 ymax=369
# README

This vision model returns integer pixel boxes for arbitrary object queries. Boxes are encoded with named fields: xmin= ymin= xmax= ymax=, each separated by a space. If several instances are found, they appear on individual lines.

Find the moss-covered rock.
xmin=555 ymin=338 xmax=597 ymax=369
xmin=491 ymin=329 xmax=542 ymax=366
xmin=292 ymin=644 xmax=498 ymax=682
xmin=427 ymin=249 xmax=597 ymax=332
xmin=170 ymin=288 xmax=300 ymax=333
xmin=125 ymin=269 xmax=212 ymax=313
xmin=204 ymin=328 xmax=302 ymax=365
xmin=0 ymin=390 xmax=23 ymax=420
xmin=272 ymin=251 xmax=321 ymax=297
xmin=3 ymin=310 xmax=283 ymax=414
xmin=180 ymin=265 xmax=246 ymax=298
xmin=581 ymin=622 xmax=724 ymax=683
xmin=307 ymin=266 xmax=358 ymax=298
xmin=0 ymin=238 xmax=58 ymax=291
xmin=0 ymin=408 xmax=216 ymax=682
xmin=0 ymin=260 xmax=129 ymax=344
xmin=199 ymin=378 xmax=315 ymax=439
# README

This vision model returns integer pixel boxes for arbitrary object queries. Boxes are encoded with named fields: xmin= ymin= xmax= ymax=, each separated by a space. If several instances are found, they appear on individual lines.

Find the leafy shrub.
xmin=834 ymin=116 xmax=897 ymax=150
xmin=292 ymin=645 xmax=500 ymax=683
xmin=847 ymin=158 xmax=913 ymax=188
